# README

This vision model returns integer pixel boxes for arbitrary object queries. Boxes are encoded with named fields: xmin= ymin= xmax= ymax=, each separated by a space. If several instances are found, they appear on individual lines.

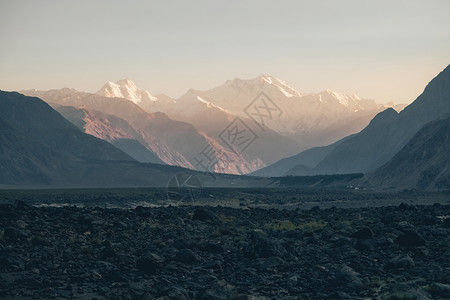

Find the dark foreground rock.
xmin=0 ymin=202 xmax=449 ymax=299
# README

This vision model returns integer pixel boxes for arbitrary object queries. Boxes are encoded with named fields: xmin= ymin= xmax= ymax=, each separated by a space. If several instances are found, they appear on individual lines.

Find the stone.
xmin=136 ymin=253 xmax=164 ymax=274
xmin=394 ymin=230 xmax=426 ymax=247
xmin=387 ymin=254 xmax=415 ymax=269
xmin=333 ymin=265 xmax=363 ymax=290
xmin=428 ymin=283 xmax=450 ymax=298
xmin=192 ymin=208 xmax=218 ymax=222
xmin=350 ymin=227 xmax=373 ymax=239
xmin=175 ymin=249 xmax=200 ymax=264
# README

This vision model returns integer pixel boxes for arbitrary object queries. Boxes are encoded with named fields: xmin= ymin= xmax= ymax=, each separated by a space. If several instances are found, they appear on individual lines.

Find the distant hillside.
xmin=0 ymin=91 xmax=141 ymax=186
xmin=55 ymin=105 xmax=165 ymax=165
xmin=178 ymin=75 xmax=396 ymax=149
xmin=256 ymin=64 xmax=450 ymax=177
xmin=0 ymin=91 xmax=277 ymax=188
xmin=363 ymin=115 xmax=450 ymax=190
xmin=251 ymin=135 xmax=353 ymax=177
xmin=22 ymin=89 xmax=270 ymax=174
xmin=312 ymin=65 xmax=450 ymax=175
xmin=22 ymin=89 xmax=203 ymax=170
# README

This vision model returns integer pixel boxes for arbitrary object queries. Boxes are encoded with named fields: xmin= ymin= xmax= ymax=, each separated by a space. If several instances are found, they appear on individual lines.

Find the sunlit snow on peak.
xmin=97 ymin=79 xmax=157 ymax=105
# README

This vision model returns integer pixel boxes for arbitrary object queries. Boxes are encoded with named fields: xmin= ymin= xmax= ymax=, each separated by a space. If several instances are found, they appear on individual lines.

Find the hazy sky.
xmin=1 ymin=0 xmax=449 ymax=103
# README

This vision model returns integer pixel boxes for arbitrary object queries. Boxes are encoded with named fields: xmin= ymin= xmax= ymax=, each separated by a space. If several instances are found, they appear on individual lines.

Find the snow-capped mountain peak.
xmin=222 ymin=75 xmax=302 ymax=99
xmin=318 ymin=90 xmax=364 ymax=107
xmin=261 ymin=75 xmax=275 ymax=84
xmin=196 ymin=95 xmax=213 ymax=107
xmin=259 ymin=75 xmax=302 ymax=98
xmin=97 ymin=79 xmax=157 ymax=105
xmin=196 ymin=96 xmax=228 ymax=112
xmin=116 ymin=78 xmax=136 ymax=88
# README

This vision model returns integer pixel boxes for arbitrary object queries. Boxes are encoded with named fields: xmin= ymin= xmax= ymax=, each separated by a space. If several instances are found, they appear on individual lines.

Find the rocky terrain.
xmin=1 ymin=198 xmax=450 ymax=299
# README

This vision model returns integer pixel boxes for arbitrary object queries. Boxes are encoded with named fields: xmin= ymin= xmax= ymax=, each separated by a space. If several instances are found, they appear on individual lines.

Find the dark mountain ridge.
xmin=363 ymin=114 xmax=450 ymax=190
xmin=0 ymin=91 xmax=278 ymax=188
xmin=313 ymin=64 xmax=450 ymax=175
xmin=258 ymin=65 xmax=450 ymax=177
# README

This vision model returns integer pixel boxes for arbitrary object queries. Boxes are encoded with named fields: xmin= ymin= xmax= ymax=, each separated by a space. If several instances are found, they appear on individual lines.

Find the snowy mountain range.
xmin=22 ymin=88 xmax=281 ymax=174
xmin=98 ymin=79 xmax=157 ymax=104
xmin=0 ymin=91 xmax=276 ymax=188
xmin=255 ymin=65 xmax=450 ymax=180
xmin=97 ymin=77 xmax=404 ymax=151
xmin=23 ymin=75 xmax=404 ymax=175
xmin=5 ymin=65 xmax=449 ymax=190
xmin=97 ymin=79 xmax=175 ymax=112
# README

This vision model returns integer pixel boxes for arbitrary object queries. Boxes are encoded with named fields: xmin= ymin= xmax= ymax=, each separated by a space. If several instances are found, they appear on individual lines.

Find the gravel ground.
xmin=1 ymin=198 xmax=450 ymax=299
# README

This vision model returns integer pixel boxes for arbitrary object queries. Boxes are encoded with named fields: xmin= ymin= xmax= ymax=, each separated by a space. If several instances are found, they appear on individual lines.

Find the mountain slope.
xmin=311 ymin=64 xmax=450 ymax=175
xmin=167 ymin=91 xmax=301 ymax=165
xmin=0 ymin=92 xmax=134 ymax=163
xmin=22 ymin=89 xmax=204 ymax=169
xmin=0 ymin=91 xmax=279 ymax=188
xmin=22 ymin=75 xmax=403 ymax=175
xmin=364 ymin=115 xmax=450 ymax=190
xmin=96 ymin=79 xmax=174 ymax=113
xmin=0 ymin=91 xmax=143 ymax=186
xmin=22 ymin=89 xmax=267 ymax=174
xmin=98 ymin=80 xmax=301 ymax=168
xmin=183 ymin=75 xmax=397 ymax=150
xmin=97 ymin=77 xmax=396 ymax=155
xmin=254 ymin=65 xmax=449 ymax=177
xmin=251 ymin=134 xmax=354 ymax=177
xmin=54 ymin=105 xmax=165 ymax=164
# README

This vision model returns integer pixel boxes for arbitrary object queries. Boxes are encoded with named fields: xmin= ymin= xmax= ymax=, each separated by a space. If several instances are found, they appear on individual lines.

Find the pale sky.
xmin=1 ymin=0 xmax=449 ymax=104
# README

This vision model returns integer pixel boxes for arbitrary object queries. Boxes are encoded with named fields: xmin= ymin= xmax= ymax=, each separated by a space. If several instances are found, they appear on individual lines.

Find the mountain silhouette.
xmin=364 ymin=114 xmax=450 ymax=190
xmin=259 ymin=65 xmax=450 ymax=177
xmin=0 ymin=91 xmax=189 ymax=187
xmin=0 ymin=91 xmax=279 ymax=188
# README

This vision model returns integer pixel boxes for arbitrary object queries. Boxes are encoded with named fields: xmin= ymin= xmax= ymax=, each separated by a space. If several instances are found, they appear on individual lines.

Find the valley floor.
xmin=0 ymin=189 xmax=449 ymax=299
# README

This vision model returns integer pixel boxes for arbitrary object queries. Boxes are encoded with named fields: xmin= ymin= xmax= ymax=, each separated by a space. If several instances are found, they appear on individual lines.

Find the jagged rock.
xmin=387 ymin=254 xmax=415 ymax=269
xmin=333 ymin=265 xmax=364 ymax=290
xmin=244 ymin=231 xmax=286 ymax=259
xmin=395 ymin=230 xmax=426 ymax=247
xmin=351 ymin=227 xmax=373 ymax=239
xmin=4 ymin=227 xmax=28 ymax=240
xmin=136 ymin=253 xmax=164 ymax=274
xmin=192 ymin=208 xmax=218 ymax=222
xmin=175 ymin=249 xmax=200 ymax=264
xmin=0 ymin=197 xmax=449 ymax=299
xmin=428 ymin=283 xmax=450 ymax=298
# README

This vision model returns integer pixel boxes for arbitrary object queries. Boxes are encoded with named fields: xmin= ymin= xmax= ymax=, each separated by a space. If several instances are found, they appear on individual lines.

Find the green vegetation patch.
xmin=266 ymin=220 xmax=327 ymax=231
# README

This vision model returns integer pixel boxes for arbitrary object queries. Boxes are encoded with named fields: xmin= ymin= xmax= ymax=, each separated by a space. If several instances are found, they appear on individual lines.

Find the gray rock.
xmin=244 ymin=231 xmax=286 ymax=258
xmin=351 ymin=226 xmax=373 ymax=239
xmin=4 ymin=227 xmax=28 ymax=240
xmin=96 ymin=260 xmax=118 ymax=273
xmin=15 ymin=220 xmax=28 ymax=229
xmin=201 ymin=280 xmax=234 ymax=300
xmin=428 ymin=283 xmax=450 ymax=298
xmin=333 ymin=265 xmax=363 ymax=290
xmin=200 ymin=260 xmax=222 ymax=271
xmin=255 ymin=256 xmax=285 ymax=271
xmin=329 ymin=235 xmax=353 ymax=247
xmin=395 ymin=230 xmax=426 ymax=247
xmin=136 ymin=252 xmax=164 ymax=274
xmin=287 ymin=275 xmax=298 ymax=288
xmin=175 ymin=249 xmax=200 ymax=264
xmin=355 ymin=239 xmax=376 ymax=251
xmin=387 ymin=254 xmax=415 ymax=269
xmin=193 ymin=208 xmax=218 ymax=222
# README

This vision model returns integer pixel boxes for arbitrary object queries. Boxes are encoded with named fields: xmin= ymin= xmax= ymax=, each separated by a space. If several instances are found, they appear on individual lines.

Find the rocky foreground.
xmin=1 ymin=201 xmax=450 ymax=299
